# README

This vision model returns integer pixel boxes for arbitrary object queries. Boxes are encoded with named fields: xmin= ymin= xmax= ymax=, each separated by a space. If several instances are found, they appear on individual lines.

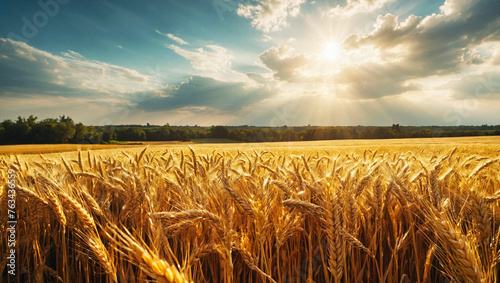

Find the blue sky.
xmin=1 ymin=0 xmax=499 ymax=126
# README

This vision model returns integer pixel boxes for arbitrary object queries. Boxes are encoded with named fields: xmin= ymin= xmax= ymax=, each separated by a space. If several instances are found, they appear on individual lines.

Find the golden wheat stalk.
xmin=222 ymin=182 xmax=255 ymax=219
xmin=433 ymin=217 xmax=483 ymax=282
xmin=106 ymin=225 xmax=191 ymax=283
xmin=326 ymin=198 xmax=344 ymax=282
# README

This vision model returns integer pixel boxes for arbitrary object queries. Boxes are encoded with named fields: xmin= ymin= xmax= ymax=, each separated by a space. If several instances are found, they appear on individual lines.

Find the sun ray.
xmin=322 ymin=41 xmax=342 ymax=60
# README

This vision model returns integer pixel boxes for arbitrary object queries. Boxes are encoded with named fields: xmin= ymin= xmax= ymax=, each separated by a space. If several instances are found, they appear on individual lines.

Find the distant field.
xmin=191 ymin=138 xmax=242 ymax=143
xmin=1 ymin=136 xmax=499 ymax=157
xmin=0 ymin=141 xmax=189 ymax=155
xmin=0 ymin=143 xmax=143 ymax=155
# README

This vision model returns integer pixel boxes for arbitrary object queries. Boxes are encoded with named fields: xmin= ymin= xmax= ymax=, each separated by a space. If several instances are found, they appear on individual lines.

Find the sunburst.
xmin=322 ymin=41 xmax=342 ymax=60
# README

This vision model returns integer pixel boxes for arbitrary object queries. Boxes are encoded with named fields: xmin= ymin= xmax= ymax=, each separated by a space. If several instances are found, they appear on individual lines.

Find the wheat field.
xmin=1 ymin=140 xmax=500 ymax=282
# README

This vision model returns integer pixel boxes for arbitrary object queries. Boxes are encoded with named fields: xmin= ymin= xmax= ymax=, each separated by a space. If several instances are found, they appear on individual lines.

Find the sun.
xmin=322 ymin=41 xmax=342 ymax=60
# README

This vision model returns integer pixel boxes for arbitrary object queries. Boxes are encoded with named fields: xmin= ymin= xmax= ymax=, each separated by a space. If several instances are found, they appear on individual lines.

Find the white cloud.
xmin=259 ymin=45 xmax=311 ymax=82
xmin=441 ymin=71 xmax=500 ymax=99
xmin=329 ymin=0 xmax=395 ymax=18
xmin=493 ymin=50 xmax=500 ymax=66
xmin=247 ymin=72 xmax=271 ymax=84
xmin=439 ymin=0 xmax=475 ymax=16
xmin=155 ymin=30 xmax=189 ymax=45
xmin=237 ymin=0 xmax=306 ymax=32
xmin=167 ymin=44 xmax=248 ymax=82
xmin=333 ymin=62 xmax=421 ymax=99
xmin=253 ymin=0 xmax=500 ymax=102
xmin=335 ymin=0 xmax=500 ymax=99
xmin=262 ymin=34 xmax=273 ymax=42
xmin=3 ymin=1 xmax=500 ymax=126
xmin=0 ymin=38 xmax=159 ymax=97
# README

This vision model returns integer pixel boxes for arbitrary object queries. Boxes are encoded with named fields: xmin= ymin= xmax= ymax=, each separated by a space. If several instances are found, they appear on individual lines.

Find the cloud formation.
xmin=337 ymin=0 xmax=500 ymax=98
xmin=329 ymin=0 xmax=395 ymax=17
xmin=258 ymin=45 xmax=310 ymax=82
xmin=492 ymin=50 xmax=500 ymax=66
xmin=167 ymin=44 xmax=248 ymax=82
xmin=334 ymin=62 xmax=421 ymax=99
xmin=252 ymin=0 xmax=500 ymax=101
xmin=441 ymin=72 xmax=500 ymax=99
xmin=137 ymin=76 xmax=273 ymax=113
xmin=155 ymin=30 xmax=189 ymax=45
xmin=237 ymin=0 xmax=305 ymax=32
xmin=328 ymin=0 xmax=396 ymax=17
xmin=3 ymin=0 xmax=500 ymax=126
xmin=345 ymin=0 xmax=500 ymax=70
xmin=0 ymin=38 xmax=159 ymax=97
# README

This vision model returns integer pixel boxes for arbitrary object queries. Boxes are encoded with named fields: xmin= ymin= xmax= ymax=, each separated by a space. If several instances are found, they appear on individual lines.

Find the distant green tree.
xmin=283 ymin=129 xmax=296 ymax=141
xmin=14 ymin=116 xmax=33 ymax=143
xmin=0 ymin=125 xmax=5 ymax=144
xmin=157 ymin=125 xmax=173 ymax=140
xmin=246 ymin=129 xmax=268 ymax=142
xmin=373 ymin=127 xmax=391 ymax=139
xmin=102 ymin=126 xmax=117 ymax=142
xmin=230 ymin=129 xmax=247 ymax=141
xmin=130 ymin=128 xmax=146 ymax=141
xmin=1 ymin=120 xmax=15 ymax=144
xmin=55 ymin=116 xmax=76 ymax=143
xmin=392 ymin=124 xmax=400 ymax=133
xmin=85 ymin=126 xmax=102 ymax=143
xmin=72 ymin=123 xmax=87 ymax=143
xmin=304 ymin=128 xmax=316 ymax=140
xmin=210 ymin=126 xmax=230 ymax=139
xmin=266 ymin=129 xmax=280 ymax=142
xmin=116 ymin=127 xmax=145 ymax=141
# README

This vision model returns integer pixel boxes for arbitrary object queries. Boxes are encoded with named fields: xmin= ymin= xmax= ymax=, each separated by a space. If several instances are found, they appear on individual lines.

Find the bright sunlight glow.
xmin=322 ymin=41 xmax=342 ymax=60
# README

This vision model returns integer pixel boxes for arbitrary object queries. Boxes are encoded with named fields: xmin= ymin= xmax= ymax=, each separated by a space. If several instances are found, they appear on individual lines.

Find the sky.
xmin=0 ymin=0 xmax=499 ymax=126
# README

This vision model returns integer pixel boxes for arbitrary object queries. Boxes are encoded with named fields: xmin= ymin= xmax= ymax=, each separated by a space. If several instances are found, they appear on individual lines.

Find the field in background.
xmin=2 ymin=136 xmax=500 ymax=157
xmin=1 ymin=136 xmax=500 ymax=282
xmin=0 ymin=141 xmax=192 ymax=156
xmin=0 ymin=143 xmax=143 ymax=156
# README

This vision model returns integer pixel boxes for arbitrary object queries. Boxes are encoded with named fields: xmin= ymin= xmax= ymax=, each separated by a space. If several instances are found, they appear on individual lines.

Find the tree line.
xmin=1 ymin=116 xmax=499 ymax=145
